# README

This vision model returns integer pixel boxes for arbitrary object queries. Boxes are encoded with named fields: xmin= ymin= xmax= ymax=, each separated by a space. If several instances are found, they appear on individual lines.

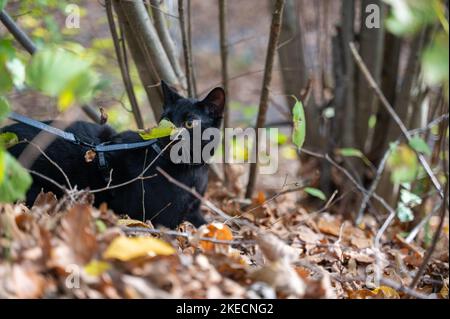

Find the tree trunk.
xmin=368 ymin=32 xmax=401 ymax=165
xmin=245 ymin=0 xmax=285 ymax=199
xmin=150 ymin=0 xmax=186 ymax=90
xmin=340 ymin=0 xmax=356 ymax=149
xmin=355 ymin=0 xmax=385 ymax=152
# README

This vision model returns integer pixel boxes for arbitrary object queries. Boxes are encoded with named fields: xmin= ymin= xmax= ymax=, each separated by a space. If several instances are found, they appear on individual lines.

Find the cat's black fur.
xmin=2 ymin=82 xmax=225 ymax=229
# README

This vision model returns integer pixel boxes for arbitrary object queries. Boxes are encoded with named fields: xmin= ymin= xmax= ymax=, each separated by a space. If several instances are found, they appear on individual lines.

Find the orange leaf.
xmin=199 ymin=222 xmax=233 ymax=251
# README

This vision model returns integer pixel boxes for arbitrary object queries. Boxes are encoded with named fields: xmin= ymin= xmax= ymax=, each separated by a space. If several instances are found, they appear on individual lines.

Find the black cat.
xmin=2 ymin=81 xmax=225 ymax=228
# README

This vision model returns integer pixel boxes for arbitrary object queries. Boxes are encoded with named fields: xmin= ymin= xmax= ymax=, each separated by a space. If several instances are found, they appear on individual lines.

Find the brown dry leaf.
xmin=198 ymin=222 xmax=233 ymax=252
xmin=404 ymin=252 xmax=424 ymax=267
xmin=8 ymin=265 xmax=46 ymax=298
xmin=32 ymin=192 xmax=58 ymax=215
xmin=99 ymin=107 xmax=108 ymax=125
xmin=256 ymin=232 xmax=298 ymax=263
xmin=103 ymin=236 xmax=176 ymax=261
xmin=317 ymin=214 xmax=341 ymax=236
xmin=251 ymin=261 xmax=305 ymax=297
xmin=343 ymin=248 xmax=375 ymax=263
xmin=84 ymin=150 xmax=97 ymax=163
xmin=371 ymin=286 xmax=400 ymax=299
xmin=297 ymin=225 xmax=322 ymax=244
xmin=60 ymin=204 xmax=97 ymax=265
xmin=350 ymin=234 xmax=372 ymax=249
xmin=348 ymin=288 xmax=376 ymax=299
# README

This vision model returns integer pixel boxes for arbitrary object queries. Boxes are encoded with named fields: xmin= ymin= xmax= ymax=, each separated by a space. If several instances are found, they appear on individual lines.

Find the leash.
xmin=7 ymin=112 xmax=164 ymax=183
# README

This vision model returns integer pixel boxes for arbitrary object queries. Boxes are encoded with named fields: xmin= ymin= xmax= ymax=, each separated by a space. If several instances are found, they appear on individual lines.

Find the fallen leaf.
xmin=84 ymin=260 xmax=111 ymax=277
xmin=317 ymin=215 xmax=341 ymax=236
xmin=60 ymin=204 xmax=97 ymax=265
xmin=84 ymin=150 xmax=96 ymax=163
xmin=198 ymin=222 xmax=233 ymax=252
xmin=371 ymin=286 xmax=400 ymax=299
xmin=117 ymin=219 xmax=151 ymax=229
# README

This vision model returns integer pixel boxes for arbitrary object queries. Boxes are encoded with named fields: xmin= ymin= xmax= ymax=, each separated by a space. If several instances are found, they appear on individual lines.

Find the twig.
xmin=18 ymin=140 xmax=73 ymax=191
xmin=350 ymin=42 xmax=444 ymax=200
xmin=0 ymin=10 xmax=37 ymax=54
xmin=186 ymin=0 xmax=197 ymax=97
xmin=409 ymin=128 xmax=449 ymax=290
xmin=301 ymin=149 xmax=397 ymax=217
xmin=219 ymin=0 xmax=230 ymax=187
xmin=405 ymin=201 xmax=442 ymax=243
xmin=120 ymin=226 xmax=251 ymax=246
xmin=357 ymin=113 xmax=449 ymax=225
xmin=150 ymin=0 xmax=185 ymax=86
xmin=245 ymin=0 xmax=286 ymax=198
xmin=356 ymin=142 xmax=396 ymax=225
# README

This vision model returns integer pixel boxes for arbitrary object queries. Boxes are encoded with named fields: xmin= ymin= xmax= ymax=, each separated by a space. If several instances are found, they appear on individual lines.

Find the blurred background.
xmin=1 ymin=0 xmax=449 ymax=222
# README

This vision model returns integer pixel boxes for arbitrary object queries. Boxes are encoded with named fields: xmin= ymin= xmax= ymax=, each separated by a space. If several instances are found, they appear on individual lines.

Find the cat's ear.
xmin=161 ymin=80 xmax=183 ymax=107
xmin=201 ymin=87 xmax=225 ymax=117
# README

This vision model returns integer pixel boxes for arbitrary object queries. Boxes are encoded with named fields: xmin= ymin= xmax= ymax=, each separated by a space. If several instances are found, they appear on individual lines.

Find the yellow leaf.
xmin=281 ymin=146 xmax=298 ymax=160
xmin=139 ymin=119 xmax=178 ymax=140
xmin=84 ymin=260 xmax=111 ymax=277
xmin=371 ymin=286 xmax=400 ymax=299
xmin=117 ymin=219 xmax=150 ymax=229
xmin=103 ymin=236 xmax=175 ymax=261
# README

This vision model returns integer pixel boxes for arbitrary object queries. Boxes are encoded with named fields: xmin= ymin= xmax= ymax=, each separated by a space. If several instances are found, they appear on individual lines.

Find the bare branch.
xmin=350 ymin=42 xmax=444 ymax=200
xmin=106 ymin=0 xmax=144 ymax=129
xmin=246 ymin=0 xmax=286 ymax=198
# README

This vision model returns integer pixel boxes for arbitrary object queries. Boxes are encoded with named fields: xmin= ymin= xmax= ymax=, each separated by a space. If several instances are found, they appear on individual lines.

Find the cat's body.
xmin=2 ymin=82 xmax=225 ymax=228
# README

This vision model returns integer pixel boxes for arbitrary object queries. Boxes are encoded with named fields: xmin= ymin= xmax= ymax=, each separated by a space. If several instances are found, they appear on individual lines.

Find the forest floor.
xmin=0 ymin=175 xmax=448 ymax=299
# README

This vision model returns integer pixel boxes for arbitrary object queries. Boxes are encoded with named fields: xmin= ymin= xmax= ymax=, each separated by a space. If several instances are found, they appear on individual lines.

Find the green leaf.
xmin=338 ymin=147 xmax=373 ymax=167
xmin=292 ymin=96 xmax=306 ymax=149
xmin=0 ymin=96 xmax=10 ymax=122
xmin=0 ymin=132 xmax=18 ymax=148
xmin=26 ymin=47 xmax=100 ymax=110
xmin=409 ymin=136 xmax=432 ymax=156
xmin=338 ymin=148 xmax=364 ymax=158
xmin=388 ymin=144 xmax=419 ymax=184
xmin=0 ymin=149 xmax=32 ymax=203
xmin=384 ymin=0 xmax=439 ymax=36
xmin=139 ymin=119 xmax=178 ymax=140
xmin=0 ymin=0 xmax=7 ymax=11
xmin=400 ymin=188 xmax=422 ymax=207
xmin=0 ymin=40 xmax=15 ymax=94
xmin=304 ymin=187 xmax=327 ymax=201
xmin=422 ymin=32 xmax=449 ymax=88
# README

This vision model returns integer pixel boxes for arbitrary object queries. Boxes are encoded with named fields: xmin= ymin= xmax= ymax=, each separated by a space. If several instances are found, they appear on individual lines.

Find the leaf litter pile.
xmin=0 ymin=183 xmax=448 ymax=299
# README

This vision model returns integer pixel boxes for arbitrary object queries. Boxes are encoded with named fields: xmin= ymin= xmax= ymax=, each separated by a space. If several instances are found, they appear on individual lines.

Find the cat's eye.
xmin=184 ymin=120 xmax=198 ymax=129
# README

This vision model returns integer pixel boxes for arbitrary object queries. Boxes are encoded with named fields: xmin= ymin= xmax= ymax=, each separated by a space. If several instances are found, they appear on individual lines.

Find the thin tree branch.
xmin=409 ymin=124 xmax=449 ymax=290
xmin=219 ymin=0 xmax=230 ymax=187
xmin=150 ymin=0 xmax=186 ymax=87
xmin=245 ymin=0 xmax=286 ymax=198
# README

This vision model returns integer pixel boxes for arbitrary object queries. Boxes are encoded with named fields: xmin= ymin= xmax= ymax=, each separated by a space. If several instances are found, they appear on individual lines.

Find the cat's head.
xmin=160 ymin=81 xmax=225 ymax=130
xmin=159 ymin=81 xmax=225 ymax=164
